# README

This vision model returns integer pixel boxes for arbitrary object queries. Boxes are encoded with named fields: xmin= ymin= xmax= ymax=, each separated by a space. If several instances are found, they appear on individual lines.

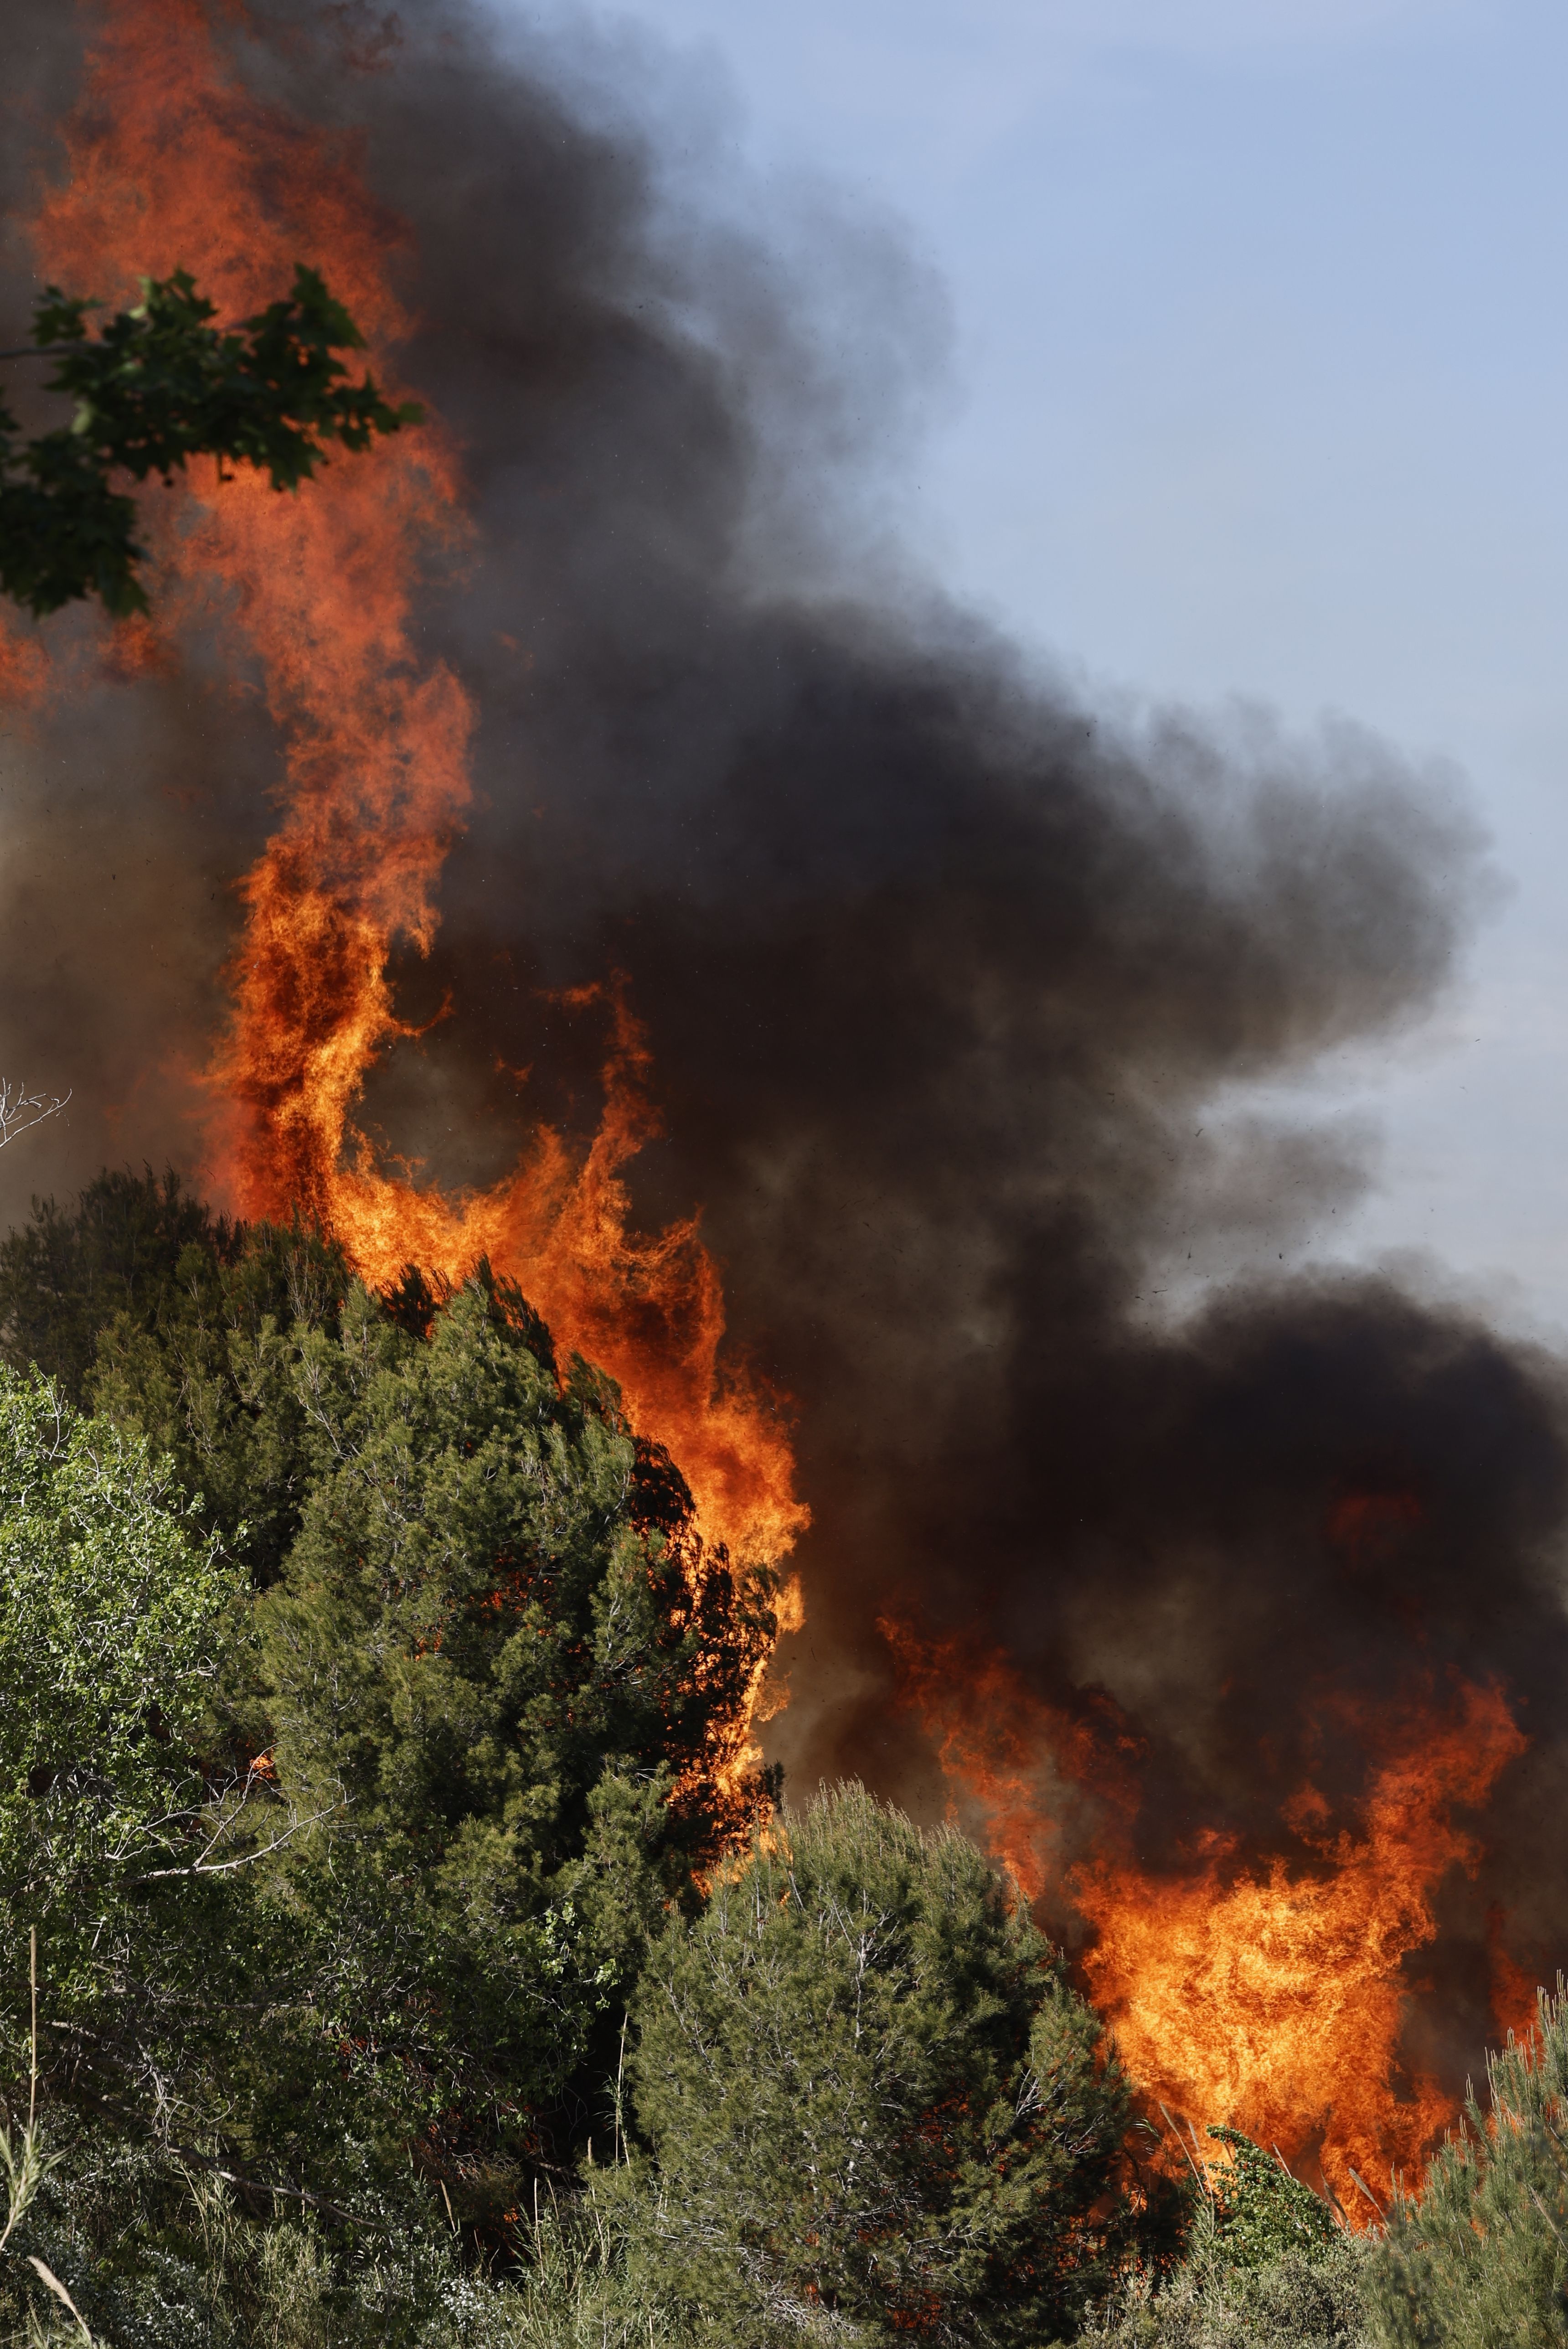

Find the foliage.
xmin=232 ymin=1272 xmax=782 ymax=2215
xmin=0 ymin=1173 xmax=784 ymax=2263
xmin=0 ymin=1167 xmax=350 ymax=1585
xmin=1363 ymin=1979 xmax=1568 ymax=2349
xmin=0 ymin=2117 xmax=479 ymax=2346
xmin=1202 ymin=2128 xmax=1340 ymax=2272
xmin=0 ymin=1365 xmax=234 ymax=1983
xmin=0 ymin=265 xmax=420 ymax=618
xmin=619 ymin=1781 xmax=1158 ymax=2347
xmin=1083 ymin=2234 xmax=1370 ymax=2349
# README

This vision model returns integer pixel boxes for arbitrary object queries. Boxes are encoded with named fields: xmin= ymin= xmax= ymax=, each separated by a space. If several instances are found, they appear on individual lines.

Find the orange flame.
xmin=28 ymin=2 xmax=804 ymax=1614
xmin=885 ymin=1623 xmax=1529 ymax=2209
xmin=877 ymin=1616 xmax=1141 ymax=1903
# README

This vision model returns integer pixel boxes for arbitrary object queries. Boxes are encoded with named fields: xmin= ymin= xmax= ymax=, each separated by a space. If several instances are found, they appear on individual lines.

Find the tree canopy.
xmin=0 ymin=1176 xmax=781 ymax=2283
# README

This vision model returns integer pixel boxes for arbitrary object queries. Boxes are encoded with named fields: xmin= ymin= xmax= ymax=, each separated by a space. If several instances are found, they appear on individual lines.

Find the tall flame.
xmin=885 ymin=1621 xmax=1529 ymax=2208
xmin=27 ymin=0 xmax=806 ymax=1590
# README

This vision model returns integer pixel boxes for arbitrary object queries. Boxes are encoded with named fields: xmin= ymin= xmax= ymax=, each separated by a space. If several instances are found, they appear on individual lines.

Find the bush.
xmin=1082 ymin=2128 xmax=1362 ymax=2349
xmin=1363 ymin=1979 xmax=1568 ymax=2349
xmin=1083 ymin=2236 xmax=1369 ymax=2349
xmin=620 ymin=1782 xmax=1155 ymax=2347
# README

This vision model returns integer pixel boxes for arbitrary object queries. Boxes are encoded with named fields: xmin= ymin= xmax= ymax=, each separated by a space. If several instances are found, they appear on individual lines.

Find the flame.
xmin=885 ymin=1624 xmax=1528 ymax=2208
xmin=28 ymin=2 xmax=804 ymax=1642
xmin=877 ymin=1616 xmax=1141 ymax=1903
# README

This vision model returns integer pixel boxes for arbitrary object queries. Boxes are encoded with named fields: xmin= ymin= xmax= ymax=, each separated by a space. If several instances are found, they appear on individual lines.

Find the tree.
xmin=0 ymin=1364 xmax=235 ymax=1987
xmin=0 ymin=265 xmax=420 ymax=619
xmin=239 ymin=1271 xmax=783 ymax=2219
xmin=1365 ymin=1979 xmax=1568 ymax=2349
xmin=0 ymin=1168 xmax=351 ymax=1587
xmin=0 ymin=1175 xmax=785 ymax=2238
xmin=621 ymin=1783 xmax=1151 ymax=2347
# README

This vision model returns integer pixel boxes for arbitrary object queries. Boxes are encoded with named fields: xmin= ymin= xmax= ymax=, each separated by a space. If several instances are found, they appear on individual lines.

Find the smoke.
xmin=1 ymin=0 xmax=1563 ymax=2100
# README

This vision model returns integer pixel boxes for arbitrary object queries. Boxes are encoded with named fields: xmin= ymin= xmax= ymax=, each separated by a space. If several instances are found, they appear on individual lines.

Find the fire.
xmin=18 ymin=0 xmax=1534 ymax=2157
xmin=877 ymin=1616 xmax=1141 ymax=1904
xmin=885 ymin=1624 xmax=1529 ymax=2208
xmin=26 ymin=0 xmax=806 ymax=1606
xmin=1075 ymin=1682 xmax=1525 ymax=2205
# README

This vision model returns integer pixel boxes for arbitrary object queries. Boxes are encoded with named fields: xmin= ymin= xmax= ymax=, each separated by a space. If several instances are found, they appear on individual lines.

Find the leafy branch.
xmin=0 ymin=264 xmax=422 ymax=620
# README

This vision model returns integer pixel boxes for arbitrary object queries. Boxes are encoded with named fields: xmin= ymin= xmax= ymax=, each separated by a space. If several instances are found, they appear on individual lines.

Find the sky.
xmin=511 ymin=0 xmax=1568 ymax=1333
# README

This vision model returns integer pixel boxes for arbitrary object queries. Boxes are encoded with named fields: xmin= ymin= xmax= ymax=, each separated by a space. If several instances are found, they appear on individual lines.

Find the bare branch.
xmin=124 ymin=1802 xmax=339 ymax=1886
xmin=0 ymin=1081 xmax=70 ymax=1151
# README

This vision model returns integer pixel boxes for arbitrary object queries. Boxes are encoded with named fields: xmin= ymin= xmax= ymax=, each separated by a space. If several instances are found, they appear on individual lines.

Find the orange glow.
xmin=31 ymin=1 xmax=803 ymax=1634
xmin=1485 ymin=1904 xmax=1541 ymax=2048
xmin=0 ymin=611 xmax=48 ymax=708
xmin=885 ymin=1623 xmax=1528 ymax=2208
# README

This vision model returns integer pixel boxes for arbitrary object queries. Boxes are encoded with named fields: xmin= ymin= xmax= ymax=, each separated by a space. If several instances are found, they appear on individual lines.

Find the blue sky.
xmin=512 ymin=0 xmax=1568 ymax=1329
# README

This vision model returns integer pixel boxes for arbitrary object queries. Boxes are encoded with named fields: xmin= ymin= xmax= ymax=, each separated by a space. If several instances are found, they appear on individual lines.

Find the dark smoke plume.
xmin=1 ymin=0 xmax=1563 ymax=2096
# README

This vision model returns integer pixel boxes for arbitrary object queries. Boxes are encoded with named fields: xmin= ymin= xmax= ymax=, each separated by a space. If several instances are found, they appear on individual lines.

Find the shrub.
xmin=1363 ymin=1979 xmax=1568 ymax=2349
xmin=1083 ymin=2236 xmax=1370 ymax=2349
xmin=620 ymin=1782 xmax=1152 ymax=2347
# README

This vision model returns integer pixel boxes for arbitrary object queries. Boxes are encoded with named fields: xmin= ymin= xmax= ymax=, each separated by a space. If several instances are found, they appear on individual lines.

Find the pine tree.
xmin=1366 ymin=1980 xmax=1568 ymax=2349
xmin=621 ymin=1783 xmax=1150 ymax=2347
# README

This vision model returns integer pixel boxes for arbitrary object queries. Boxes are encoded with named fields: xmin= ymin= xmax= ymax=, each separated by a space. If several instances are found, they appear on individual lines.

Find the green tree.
xmin=236 ymin=1272 xmax=782 ymax=2219
xmin=620 ymin=1782 xmax=1150 ymax=2347
xmin=0 ymin=1362 xmax=236 ymax=1987
xmin=0 ymin=1176 xmax=784 ymax=2236
xmin=0 ymin=1169 xmax=351 ymax=1586
xmin=0 ymin=264 xmax=419 ymax=618
xmin=1365 ymin=1979 xmax=1568 ymax=2349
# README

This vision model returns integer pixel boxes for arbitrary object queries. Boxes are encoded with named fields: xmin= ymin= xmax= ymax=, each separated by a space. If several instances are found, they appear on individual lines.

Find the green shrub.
xmin=1082 ymin=2129 xmax=1362 ymax=2349
xmin=1083 ymin=2234 xmax=1370 ymax=2349
xmin=619 ymin=1782 xmax=1158 ymax=2347
xmin=1203 ymin=2128 xmax=1341 ymax=2271
xmin=1364 ymin=1979 xmax=1568 ymax=2349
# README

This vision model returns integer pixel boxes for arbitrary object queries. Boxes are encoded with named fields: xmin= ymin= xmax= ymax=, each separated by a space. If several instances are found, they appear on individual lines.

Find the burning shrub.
xmin=1364 ymin=1980 xmax=1568 ymax=2349
xmin=617 ymin=1782 xmax=1153 ymax=2346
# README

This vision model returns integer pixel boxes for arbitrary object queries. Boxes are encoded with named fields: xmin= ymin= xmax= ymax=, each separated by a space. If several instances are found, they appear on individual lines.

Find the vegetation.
xmin=1366 ymin=1981 xmax=1568 ymax=2349
xmin=615 ymin=1783 xmax=1169 ymax=2344
xmin=0 ymin=1167 xmax=1558 ymax=2345
xmin=0 ymin=265 xmax=419 ymax=618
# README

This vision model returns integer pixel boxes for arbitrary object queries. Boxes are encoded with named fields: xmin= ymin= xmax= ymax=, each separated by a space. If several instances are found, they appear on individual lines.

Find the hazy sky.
xmin=514 ymin=0 xmax=1568 ymax=1332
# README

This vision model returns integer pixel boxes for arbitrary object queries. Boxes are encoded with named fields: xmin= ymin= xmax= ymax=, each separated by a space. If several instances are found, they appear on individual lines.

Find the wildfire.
xmin=885 ymin=1623 xmax=1530 ymax=2208
xmin=11 ymin=0 xmax=1542 ymax=2176
xmin=25 ymin=0 xmax=806 ymax=1603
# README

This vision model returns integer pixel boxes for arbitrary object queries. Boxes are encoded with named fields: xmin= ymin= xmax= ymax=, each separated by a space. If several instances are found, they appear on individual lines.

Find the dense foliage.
xmin=0 ymin=265 xmax=418 ymax=617
xmin=617 ymin=1784 xmax=1161 ymax=2346
xmin=0 ymin=1169 xmax=1558 ymax=2348
xmin=1365 ymin=1981 xmax=1568 ymax=2349
xmin=0 ymin=1173 xmax=781 ymax=2338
